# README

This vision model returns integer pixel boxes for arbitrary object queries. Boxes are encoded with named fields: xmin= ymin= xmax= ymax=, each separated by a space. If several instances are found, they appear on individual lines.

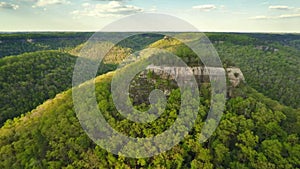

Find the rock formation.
xmin=141 ymin=65 xmax=245 ymax=87
xmin=130 ymin=66 xmax=245 ymax=104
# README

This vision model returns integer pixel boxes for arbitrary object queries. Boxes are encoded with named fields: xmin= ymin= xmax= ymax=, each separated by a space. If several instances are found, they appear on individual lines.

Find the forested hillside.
xmin=0 ymin=51 xmax=116 ymax=126
xmin=0 ymin=34 xmax=170 ymax=126
xmin=248 ymin=33 xmax=300 ymax=50
xmin=0 ymin=32 xmax=92 ymax=58
xmin=0 ymin=71 xmax=299 ymax=169
xmin=208 ymin=34 xmax=300 ymax=108
xmin=0 ymin=51 xmax=77 ymax=125
xmin=68 ymin=42 xmax=132 ymax=64
xmin=148 ymin=37 xmax=201 ymax=66
xmin=0 ymin=32 xmax=299 ymax=169
xmin=117 ymin=33 xmax=164 ymax=51
xmin=148 ymin=34 xmax=300 ymax=108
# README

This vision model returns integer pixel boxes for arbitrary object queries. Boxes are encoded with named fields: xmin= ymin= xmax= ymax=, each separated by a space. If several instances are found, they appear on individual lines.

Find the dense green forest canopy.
xmin=148 ymin=36 xmax=202 ymax=66
xmin=208 ymin=34 xmax=300 ymax=108
xmin=0 ymin=50 xmax=116 ymax=126
xmin=0 ymin=32 xmax=299 ymax=168
xmin=0 ymin=71 xmax=299 ymax=169
xmin=0 ymin=32 xmax=298 ymax=122
xmin=0 ymin=33 xmax=165 ymax=126
xmin=0 ymin=51 xmax=77 ymax=126
xmin=0 ymin=32 xmax=92 ymax=58
xmin=246 ymin=33 xmax=300 ymax=50
xmin=117 ymin=33 xmax=164 ymax=51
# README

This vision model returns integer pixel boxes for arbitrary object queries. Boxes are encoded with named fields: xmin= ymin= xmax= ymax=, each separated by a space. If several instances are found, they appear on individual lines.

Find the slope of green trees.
xmin=117 ymin=33 xmax=164 ymax=52
xmin=68 ymin=42 xmax=133 ymax=64
xmin=0 ymin=71 xmax=299 ymax=169
xmin=0 ymin=51 xmax=116 ymax=126
xmin=210 ymin=35 xmax=300 ymax=109
xmin=0 ymin=51 xmax=79 ymax=126
xmin=148 ymin=37 xmax=202 ymax=66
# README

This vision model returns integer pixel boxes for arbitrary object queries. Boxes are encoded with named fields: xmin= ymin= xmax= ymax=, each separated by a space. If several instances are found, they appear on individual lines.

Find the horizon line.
xmin=1 ymin=30 xmax=300 ymax=34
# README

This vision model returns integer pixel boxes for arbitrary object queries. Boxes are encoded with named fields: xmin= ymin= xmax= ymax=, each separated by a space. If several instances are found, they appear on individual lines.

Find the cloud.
xmin=33 ymin=0 xmax=70 ymax=7
xmin=249 ymin=15 xmax=272 ymax=20
xmin=269 ymin=5 xmax=293 ymax=10
xmin=72 ymin=1 xmax=143 ymax=18
xmin=278 ymin=13 xmax=300 ymax=18
xmin=250 ymin=13 xmax=300 ymax=20
xmin=192 ymin=4 xmax=216 ymax=11
xmin=0 ymin=2 xmax=19 ymax=10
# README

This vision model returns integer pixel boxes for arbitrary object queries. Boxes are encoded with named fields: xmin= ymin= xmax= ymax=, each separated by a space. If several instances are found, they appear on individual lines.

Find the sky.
xmin=0 ymin=0 xmax=300 ymax=32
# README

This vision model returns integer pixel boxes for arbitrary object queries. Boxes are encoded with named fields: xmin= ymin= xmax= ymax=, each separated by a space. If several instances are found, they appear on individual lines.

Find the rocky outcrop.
xmin=130 ymin=66 xmax=245 ymax=104
xmin=226 ymin=67 xmax=245 ymax=87
xmin=141 ymin=65 xmax=245 ymax=87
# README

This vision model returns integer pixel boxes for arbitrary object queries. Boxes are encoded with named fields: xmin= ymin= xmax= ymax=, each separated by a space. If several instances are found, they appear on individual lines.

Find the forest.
xmin=0 ymin=32 xmax=299 ymax=168
xmin=0 ymin=32 xmax=92 ymax=58
xmin=0 ymin=50 xmax=117 ymax=126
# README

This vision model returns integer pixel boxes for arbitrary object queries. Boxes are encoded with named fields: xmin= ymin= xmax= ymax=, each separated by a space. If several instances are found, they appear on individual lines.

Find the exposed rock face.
xmin=141 ymin=66 xmax=245 ymax=87
xmin=226 ymin=67 xmax=245 ymax=87
xmin=130 ymin=66 xmax=245 ymax=104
